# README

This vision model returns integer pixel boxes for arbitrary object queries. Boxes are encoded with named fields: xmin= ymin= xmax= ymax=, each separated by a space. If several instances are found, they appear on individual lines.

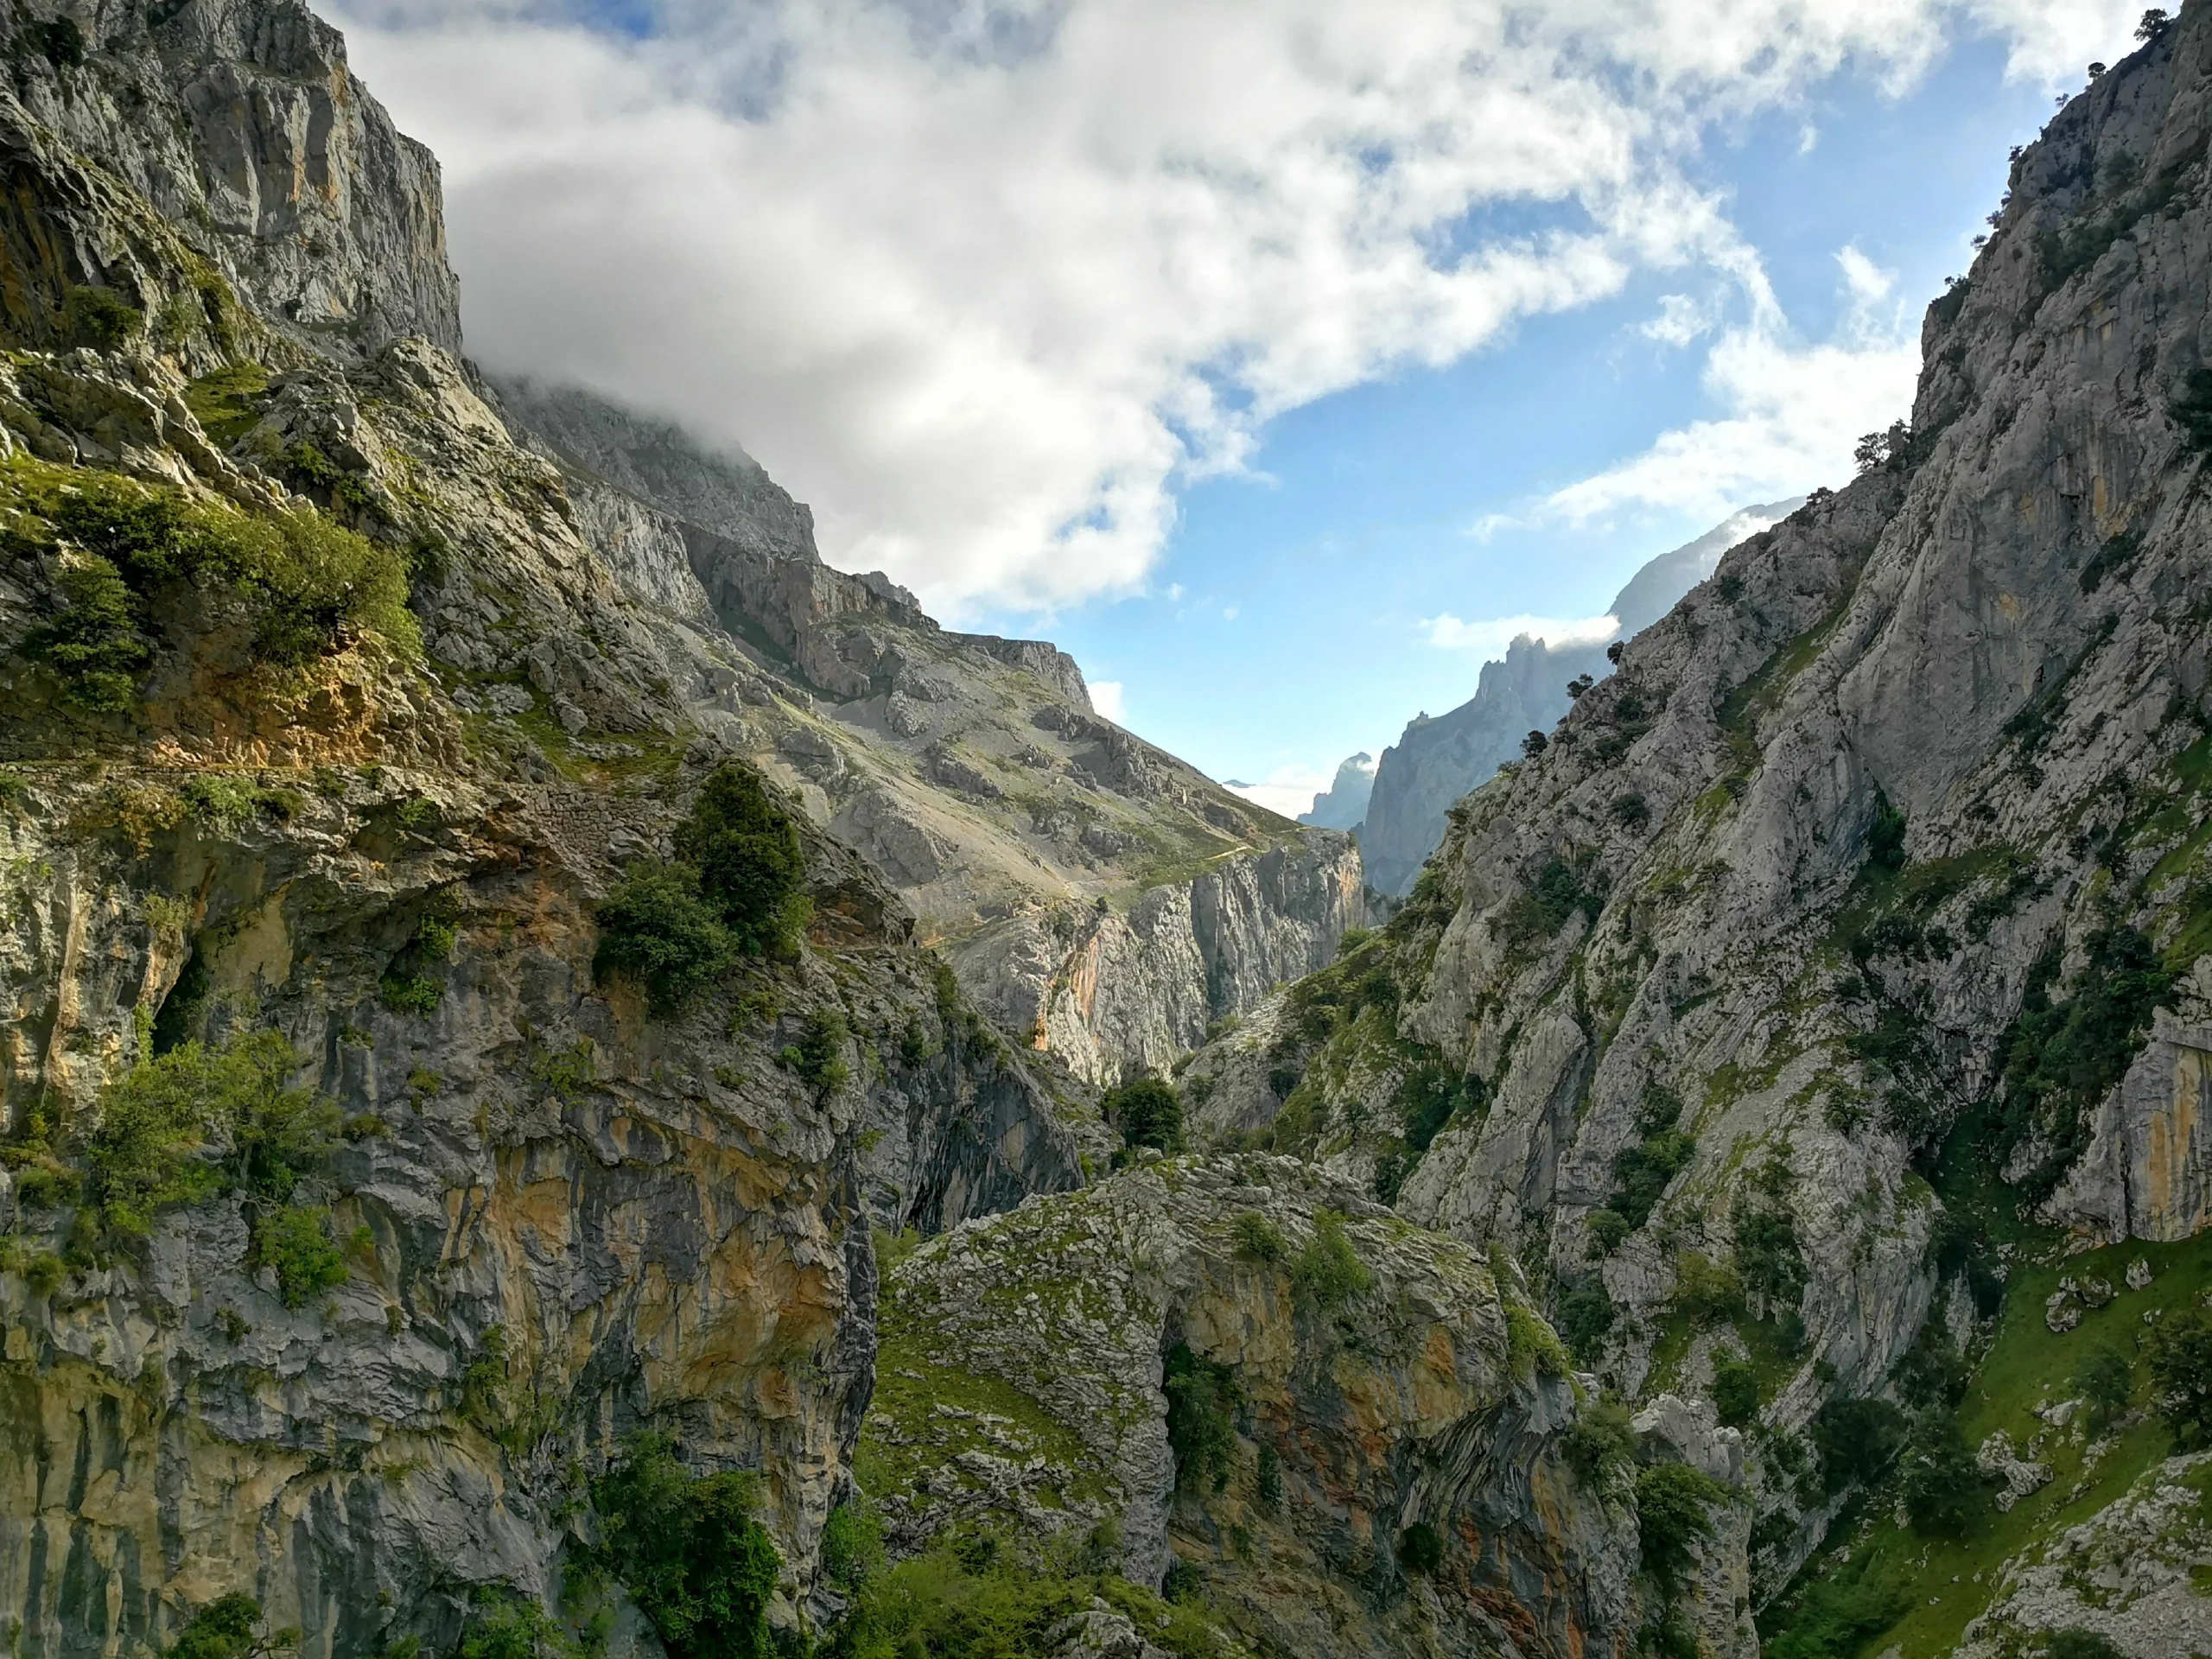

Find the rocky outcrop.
xmin=1297 ymin=752 xmax=1375 ymax=831
xmin=1956 ymin=1453 xmax=2212 ymax=1659
xmin=950 ymin=835 xmax=1365 ymax=1087
xmin=0 ymin=0 xmax=461 ymax=360
xmin=1358 ymin=502 xmax=1798 ymax=894
xmin=861 ymin=1154 xmax=1667 ymax=1659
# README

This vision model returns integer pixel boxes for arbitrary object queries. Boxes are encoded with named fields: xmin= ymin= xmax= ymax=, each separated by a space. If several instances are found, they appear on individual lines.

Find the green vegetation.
xmin=183 ymin=364 xmax=273 ymax=448
xmin=252 ymin=1205 xmax=357 ymax=1308
xmin=7 ymin=460 xmax=416 ymax=711
xmin=65 ymin=284 xmax=143 ymax=348
xmin=588 ymin=1433 xmax=781 ymax=1659
xmin=1103 ymin=1075 xmax=1183 ymax=1152
xmin=1996 ymin=928 xmax=2172 ymax=1199
xmin=1713 ymin=1355 xmax=1761 ymax=1427
xmin=1506 ymin=1301 xmax=1571 ymax=1379
xmin=825 ymin=1536 xmax=1229 ymax=1659
xmin=783 ymin=1007 xmax=853 ymax=1090
xmin=1230 ymin=1211 xmax=1285 ymax=1262
xmin=166 ymin=1594 xmax=296 ymax=1659
xmin=1396 ymin=1521 xmax=1445 ymax=1574
xmin=1564 ymin=1395 xmax=1638 ymax=1487
xmin=1763 ymin=1226 xmax=2212 ymax=1659
xmin=1590 ymin=1084 xmax=1695 ymax=1249
xmin=2074 ymin=1346 xmax=2133 ymax=1433
xmin=85 ymin=1029 xmax=340 ymax=1236
xmin=594 ymin=766 xmax=812 ymax=1014
xmin=1163 ymin=1343 xmax=1241 ymax=1494
xmin=379 ymin=899 xmax=460 ymax=1014
xmin=1811 ymin=1395 xmax=1905 ymax=1495
xmin=594 ymin=861 xmax=742 ymax=1014
xmin=2044 ymin=1632 xmax=2126 ymax=1659
xmin=1636 ymin=1461 xmax=1727 ymax=1591
xmin=1502 ymin=854 xmax=1605 ymax=947
xmin=1557 ymin=1283 xmax=1615 ymax=1363
xmin=1897 ymin=1414 xmax=1989 ymax=1538
xmin=675 ymin=763 xmax=811 ymax=956
xmin=1290 ymin=1209 xmax=1371 ymax=1308
xmin=2145 ymin=1306 xmax=2212 ymax=1441
xmin=822 ymin=1499 xmax=887 ymax=1590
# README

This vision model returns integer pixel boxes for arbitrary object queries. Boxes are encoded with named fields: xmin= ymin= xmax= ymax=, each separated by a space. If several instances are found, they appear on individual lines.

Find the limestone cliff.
xmin=1205 ymin=8 xmax=2212 ymax=1654
xmin=480 ymin=376 xmax=1365 ymax=1087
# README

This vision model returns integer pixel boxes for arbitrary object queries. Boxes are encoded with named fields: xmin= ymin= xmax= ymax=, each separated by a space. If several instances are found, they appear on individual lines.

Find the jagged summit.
xmin=1358 ymin=499 xmax=1801 ymax=893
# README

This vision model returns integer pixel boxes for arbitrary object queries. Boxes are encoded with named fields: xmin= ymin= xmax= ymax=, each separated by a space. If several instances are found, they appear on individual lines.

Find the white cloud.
xmin=1223 ymin=607 xmax=1240 ymax=622
xmin=1090 ymin=680 xmax=1128 ymax=722
xmin=1227 ymin=763 xmax=1335 ymax=821
xmin=334 ymin=0 xmax=2145 ymax=617
xmin=1639 ymin=293 xmax=1712 ymax=346
xmin=1545 ymin=244 xmax=1921 ymax=523
xmin=1466 ymin=511 xmax=1522 ymax=543
xmin=1424 ymin=612 xmax=1622 ymax=655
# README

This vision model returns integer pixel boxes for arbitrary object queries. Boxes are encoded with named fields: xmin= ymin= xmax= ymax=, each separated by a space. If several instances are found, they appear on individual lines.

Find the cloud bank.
xmin=1423 ymin=613 xmax=1623 ymax=656
xmin=334 ymin=0 xmax=2142 ymax=618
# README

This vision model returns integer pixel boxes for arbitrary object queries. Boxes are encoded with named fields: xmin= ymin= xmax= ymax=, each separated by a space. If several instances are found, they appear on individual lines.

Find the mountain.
xmin=1358 ymin=502 xmax=1801 ymax=893
xmin=1189 ymin=10 xmax=2212 ymax=1656
xmin=0 ymin=3 xmax=1612 ymax=1653
xmin=472 ymin=372 xmax=1363 ymax=1087
xmin=1297 ymin=751 xmax=1376 ymax=830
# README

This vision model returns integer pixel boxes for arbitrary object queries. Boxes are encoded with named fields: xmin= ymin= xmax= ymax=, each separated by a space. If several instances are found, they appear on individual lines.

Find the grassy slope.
xmin=1761 ymin=1226 xmax=2212 ymax=1659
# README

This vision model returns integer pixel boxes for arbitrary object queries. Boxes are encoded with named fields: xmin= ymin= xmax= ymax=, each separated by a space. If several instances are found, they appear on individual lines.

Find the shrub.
xmin=1636 ymin=1461 xmax=1726 ymax=1590
xmin=1396 ymin=1521 xmax=1445 ymax=1574
xmin=65 ymin=284 xmax=143 ymax=348
xmin=29 ymin=16 xmax=86 ymax=68
xmin=822 ymin=1498 xmax=886 ymax=1590
xmin=1712 ymin=1357 xmax=1760 ymax=1427
xmin=454 ymin=1586 xmax=568 ymax=1659
xmin=2145 ymin=1307 xmax=2212 ymax=1441
xmin=1760 ymin=1554 xmax=1907 ymax=1659
xmin=1670 ymin=1252 xmax=1742 ymax=1323
xmin=1521 ymin=729 xmax=1548 ymax=759
xmin=1164 ymin=1343 xmax=1241 ymax=1494
xmin=86 ymin=1028 xmax=335 ymax=1236
xmin=2044 ymin=1632 xmax=2126 ymax=1659
xmin=1612 ymin=1121 xmax=1694 ymax=1231
xmin=1291 ymin=1210 xmax=1371 ymax=1308
xmin=1104 ymin=1075 xmax=1182 ymax=1151
xmin=11 ymin=467 xmax=416 ymax=682
xmin=1733 ymin=1206 xmax=1807 ymax=1313
xmin=2075 ymin=1347 xmax=2133 ymax=1431
xmin=253 ymin=1205 xmax=356 ymax=1307
xmin=1557 ymin=1286 xmax=1615 ymax=1363
xmin=1900 ymin=1414 xmax=1988 ymax=1537
xmin=1230 ymin=1211 xmax=1286 ymax=1263
xmin=590 ymin=1433 xmax=782 ymax=1659
xmin=1867 ymin=790 xmax=1907 ymax=872
xmin=1507 ymin=1303 xmax=1571 ymax=1378
xmin=1588 ymin=1208 xmax=1630 ymax=1252
xmin=594 ymin=861 xmax=740 ymax=1014
xmin=675 ymin=764 xmax=810 ymax=957
xmin=167 ymin=1594 xmax=295 ymax=1659
xmin=1255 ymin=1443 xmax=1282 ymax=1509
xmin=785 ymin=1007 xmax=852 ymax=1090
xmin=26 ymin=554 xmax=146 ymax=710
xmin=1611 ymin=792 xmax=1651 ymax=830
xmin=1564 ymin=1396 xmax=1638 ymax=1486
xmin=1812 ymin=1396 xmax=1905 ymax=1494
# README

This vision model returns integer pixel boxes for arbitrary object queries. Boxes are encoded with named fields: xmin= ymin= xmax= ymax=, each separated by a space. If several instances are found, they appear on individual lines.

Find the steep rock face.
xmin=0 ymin=19 xmax=1101 ymax=1654
xmin=1298 ymin=752 xmax=1375 ymax=832
xmin=860 ymin=1155 xmax=1675 ymax=1659
xmin=1216 ymin=3 xmax=2212 ymax=1634
xmin=485 ymin=378 xmax=1363 ymax=1085
xmin=1359 ymin=503 xmax=1798 ymax=895
xmin=0 ymin=0 xmax=461 ymax=359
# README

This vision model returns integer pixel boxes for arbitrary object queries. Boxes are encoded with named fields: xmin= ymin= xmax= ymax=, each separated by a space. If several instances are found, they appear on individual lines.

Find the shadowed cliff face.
xmin=1207 ymin=4 xmax=2212 ymax=1640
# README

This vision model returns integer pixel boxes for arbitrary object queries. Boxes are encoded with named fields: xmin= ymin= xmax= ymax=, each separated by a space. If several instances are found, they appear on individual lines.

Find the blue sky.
xmin=969 ymin=32 xmax=2071 ymax=805
xmin=340 ymin=0 xmax=2144 ymax=817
